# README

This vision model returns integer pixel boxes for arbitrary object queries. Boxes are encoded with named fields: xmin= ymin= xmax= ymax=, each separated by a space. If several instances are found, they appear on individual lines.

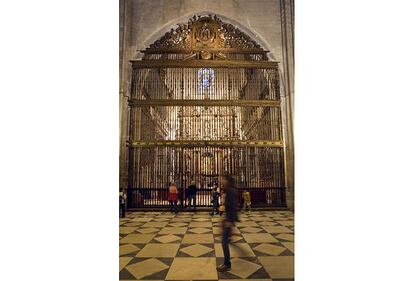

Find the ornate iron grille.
xmin=126 ymin=15 xmax=286 ymax=208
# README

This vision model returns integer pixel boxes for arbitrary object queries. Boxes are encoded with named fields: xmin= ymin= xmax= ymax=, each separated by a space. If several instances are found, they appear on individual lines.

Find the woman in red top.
xmin=168 ymin=182 xmax=179 ymax=213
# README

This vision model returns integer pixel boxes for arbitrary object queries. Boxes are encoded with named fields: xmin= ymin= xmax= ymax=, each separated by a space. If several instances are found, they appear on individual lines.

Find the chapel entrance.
xmin=126 ymin=15 xmax=286 ymax=208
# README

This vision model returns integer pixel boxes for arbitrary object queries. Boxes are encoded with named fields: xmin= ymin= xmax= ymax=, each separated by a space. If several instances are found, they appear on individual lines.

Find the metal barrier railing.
xmin=127 ymin=187 xmax=286 ymax=208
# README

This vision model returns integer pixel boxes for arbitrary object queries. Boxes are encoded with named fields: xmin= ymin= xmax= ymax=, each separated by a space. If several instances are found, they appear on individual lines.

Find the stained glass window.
xmin=198 ymin=68 xmax=214 ymax=96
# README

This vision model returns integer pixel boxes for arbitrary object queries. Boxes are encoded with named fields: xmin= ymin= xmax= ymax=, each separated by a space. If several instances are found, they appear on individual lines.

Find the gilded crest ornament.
xmin=145 ymin=14 xmax=266 ymax=60
xmin=195 ymin=22 xmax=215 ymax=44
xmin=200 ymin=50 xmax=213 ymax=60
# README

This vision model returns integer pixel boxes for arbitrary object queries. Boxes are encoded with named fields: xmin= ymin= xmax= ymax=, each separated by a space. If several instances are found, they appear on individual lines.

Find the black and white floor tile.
xmin=120 ymin=210 xmax=294 ymax=281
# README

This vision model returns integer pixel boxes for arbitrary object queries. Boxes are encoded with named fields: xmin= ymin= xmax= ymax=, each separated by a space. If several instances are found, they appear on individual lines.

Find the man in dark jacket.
xmin=119 ymin=187 xmax=126 ymax=218
xmin=187 ymin=182 xmax=197 ymax=211
xmin=210 ymin=185 xmax=220 ymax=215
xmin=217 ymin=175 xmax=239 ymax=272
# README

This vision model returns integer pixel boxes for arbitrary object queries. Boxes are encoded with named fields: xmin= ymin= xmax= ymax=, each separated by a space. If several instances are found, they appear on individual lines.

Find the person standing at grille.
xmin=187 ymin=181 xmax=197 ymax=211
xmin=168 ymin=182 xmax=179 ymax=214
xmin=210 ymin=185 xmax=220 ymax=215
xmin=217 ymin=175 xmax=239 ymax=272
xmin=119 ymin=187 xmax=126 ymax=218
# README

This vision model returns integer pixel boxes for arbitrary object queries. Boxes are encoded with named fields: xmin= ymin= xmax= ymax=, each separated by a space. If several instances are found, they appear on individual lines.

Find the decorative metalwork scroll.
xmin=144 ymin=15 xmax=267 ymax=60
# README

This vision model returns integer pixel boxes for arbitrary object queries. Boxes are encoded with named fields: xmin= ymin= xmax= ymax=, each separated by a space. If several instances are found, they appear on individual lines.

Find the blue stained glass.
xmin=198 ymin=68 xmax=214 ymax=95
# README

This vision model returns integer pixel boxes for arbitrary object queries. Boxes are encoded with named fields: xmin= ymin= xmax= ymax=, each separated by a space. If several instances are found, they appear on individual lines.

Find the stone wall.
xmin=119 ymin=0 xmax=294 ymax=209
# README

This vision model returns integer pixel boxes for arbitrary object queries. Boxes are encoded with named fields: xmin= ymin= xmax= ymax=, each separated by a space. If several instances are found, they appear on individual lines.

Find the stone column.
xmin=119 ymin=0 xmax=132 ymax=190
xmin=279 ymin=0 xmax=295 ymax=210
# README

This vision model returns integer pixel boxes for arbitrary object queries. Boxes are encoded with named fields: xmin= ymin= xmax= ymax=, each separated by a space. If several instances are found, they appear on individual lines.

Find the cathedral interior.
xmin=119 ymin=1 xmax=294 ymax=279
xmin=120 ymin=1 xmax=294 ymax=210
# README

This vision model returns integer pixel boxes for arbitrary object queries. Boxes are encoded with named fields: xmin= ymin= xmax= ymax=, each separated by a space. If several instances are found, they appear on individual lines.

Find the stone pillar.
xmin=119 ymin=0 xmax=130 ymax=190
xmin=279 ymin=0 xmax=295 ymax=210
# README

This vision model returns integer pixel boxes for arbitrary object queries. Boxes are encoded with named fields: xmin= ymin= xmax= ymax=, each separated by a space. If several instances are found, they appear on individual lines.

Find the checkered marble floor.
xmin=120 ymin=210 xmax=294 ymax=281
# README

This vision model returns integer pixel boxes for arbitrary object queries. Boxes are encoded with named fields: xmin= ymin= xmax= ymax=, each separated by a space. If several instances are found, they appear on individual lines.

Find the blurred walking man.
xmin=217 ymin=175 xmax=238 ymax=272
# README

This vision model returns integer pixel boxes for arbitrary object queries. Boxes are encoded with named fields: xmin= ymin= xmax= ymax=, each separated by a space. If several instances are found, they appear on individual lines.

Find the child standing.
xmin=219 ymin=189 xmax=225 ymax=216
xmin=242 ymin=190 xmax=251 ymax=213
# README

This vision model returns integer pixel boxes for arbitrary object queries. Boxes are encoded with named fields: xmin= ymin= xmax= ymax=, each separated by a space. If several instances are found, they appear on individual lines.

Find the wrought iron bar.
xmin=129 ymin=99 xmax=280 ymax=107
xmin=131 ymin=59 xmax=279 ymax=69
xmin=128 ymin=140 xmax=283 ymax=148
